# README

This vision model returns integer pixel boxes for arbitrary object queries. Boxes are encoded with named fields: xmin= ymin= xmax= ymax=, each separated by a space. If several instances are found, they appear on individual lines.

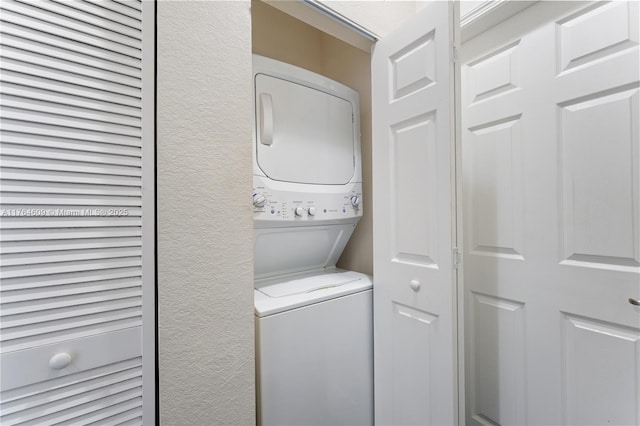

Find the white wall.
xmin=321 ymin=0 xmax=419 ymax=37
xmin=157 ymin=2 xmax=255 ymax=425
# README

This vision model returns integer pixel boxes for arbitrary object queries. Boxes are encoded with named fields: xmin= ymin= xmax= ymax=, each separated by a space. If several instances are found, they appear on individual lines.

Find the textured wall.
xmin=252 ymin=1 xmax=373 ymax=275
xmin=157 ymin=2 xmax=255 ymax=425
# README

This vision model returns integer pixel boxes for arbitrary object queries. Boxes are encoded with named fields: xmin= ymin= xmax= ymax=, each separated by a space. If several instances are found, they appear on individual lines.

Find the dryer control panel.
xmin=252 ymin=176 xmax=362 ymax=225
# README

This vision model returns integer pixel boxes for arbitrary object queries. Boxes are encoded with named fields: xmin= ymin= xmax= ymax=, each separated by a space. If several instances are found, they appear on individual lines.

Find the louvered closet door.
xmin=0 ymin=0 xmax=155 ymax=424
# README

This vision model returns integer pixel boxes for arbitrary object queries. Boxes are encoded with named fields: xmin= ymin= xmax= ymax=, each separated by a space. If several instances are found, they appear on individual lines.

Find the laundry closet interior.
xmin=249 ymin=1 xmax=640 ymax=426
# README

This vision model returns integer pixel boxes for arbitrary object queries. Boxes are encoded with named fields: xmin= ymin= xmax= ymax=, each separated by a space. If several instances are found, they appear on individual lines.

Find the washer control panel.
xmin=252 ymin=178 xmax=363 ymax=224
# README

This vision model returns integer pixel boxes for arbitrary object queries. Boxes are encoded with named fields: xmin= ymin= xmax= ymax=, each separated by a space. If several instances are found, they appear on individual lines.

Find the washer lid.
xmin=258 ymin=271 xmax=361 ymax=298
xmin=254 ymin=270 xmax=373 ymax=317
xmin=255 ymin=74 xmax=355 ymax=185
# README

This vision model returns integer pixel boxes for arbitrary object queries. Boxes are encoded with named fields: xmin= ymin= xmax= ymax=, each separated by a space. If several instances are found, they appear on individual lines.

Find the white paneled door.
xmin=372 ymin=2 xmax=460 ymax=424
xmin=462 ymin=1 xmax=639 ymax=425
xmin=0 ymin=0 xmax=155 ymax=424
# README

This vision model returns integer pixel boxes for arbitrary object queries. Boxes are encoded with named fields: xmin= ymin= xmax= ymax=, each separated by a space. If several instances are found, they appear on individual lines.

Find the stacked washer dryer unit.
xmin=252 ymin=54 xmax=373 ymax=426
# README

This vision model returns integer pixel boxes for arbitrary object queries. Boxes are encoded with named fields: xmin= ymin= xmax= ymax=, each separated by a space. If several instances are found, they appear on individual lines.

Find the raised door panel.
xmin=556 ymin=1 xmax=639 ymax=75
xmin=559 ymin=88 xmax=639 ymax=270
xmin=390 ymin=113 xmax=438 ymax=267
xmin=563 ymin=314 xmax=640 ymax=425
xmin=469 ymin=294 xmax=526 ymax=426
xmin=467 ymin=115 xmax=524 ymax=259
xmin=390 ymin=32 xmax=436 ymax=100
xmin=390 ymin=303 xmax=436 ymax=425
xmin=467 ymin=41 xmax=521 ymax=103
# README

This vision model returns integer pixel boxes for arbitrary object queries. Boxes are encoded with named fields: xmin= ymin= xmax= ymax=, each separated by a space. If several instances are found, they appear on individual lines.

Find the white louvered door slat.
xmin=0 ymin=96 xmax=142 ymax=127
xmin=0 ymin=143 xmax=142 ymax=164
xmin=0 ymin=136 xmax=142 ymax=158
xmin=91 ymin=0 xmax=142 ymax=21
xmin=4 ymin=0 xmax=143 ymax=40
xmin=0 ymin=40 xmax=141 ymax=78
xmin=2 ymin=227 xmax=142 ymax=242
xmin=0 ymin=26 xmax=141 ymax=69
xmin=1 ymin=362 xmax=142 ymax=409
xmin=0 ymin=0 xmax=154 ymax=424
xmin=0 ymin=11 xmax=142 ymax=58
xmin=1 ymin=235 xmax=142 ymax=253
xmin=2 ymin=276 xmax=140 ymax=300
xmin=0 ymin=1 xmax=142 ymax=49
xmin=50 ymin=0 xmax=142 ymax=27
xmin=1 ymin=268 xmax=142 ymax=292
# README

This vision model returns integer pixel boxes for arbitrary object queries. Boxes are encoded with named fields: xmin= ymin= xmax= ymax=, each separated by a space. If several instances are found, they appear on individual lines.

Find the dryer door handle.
xmin=259 ymin=93 xmax=274 ymax=146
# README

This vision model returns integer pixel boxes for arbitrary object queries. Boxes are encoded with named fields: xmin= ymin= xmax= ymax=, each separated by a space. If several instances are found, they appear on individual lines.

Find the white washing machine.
xmin=255 ymin=270 xmax=373 ymax=426
xmin=252 ymin=55 xmax=373 ymax=426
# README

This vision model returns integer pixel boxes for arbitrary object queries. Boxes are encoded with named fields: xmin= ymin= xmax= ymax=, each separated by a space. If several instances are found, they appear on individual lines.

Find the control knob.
xmin=253 ymin=194 xmax=266 ymax=208
xmin=350 ymin=195 xmax=360 ymax=208
xmin=308 ymin=207 xmax=316 ymax=216
xmin=294 ymin=206 xmax=304 ymax=216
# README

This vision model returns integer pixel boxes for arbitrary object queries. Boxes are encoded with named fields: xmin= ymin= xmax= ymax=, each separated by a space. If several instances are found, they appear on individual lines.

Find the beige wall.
xmin=252 ymin=0 xmax=324 ymax=74
xmin=252 ymin=0 xmax=374 ymax=274
xmin=322 ymin=35 xmax=373 ymax=275
xmin=157 ymin=2 xmax=255 ymax=425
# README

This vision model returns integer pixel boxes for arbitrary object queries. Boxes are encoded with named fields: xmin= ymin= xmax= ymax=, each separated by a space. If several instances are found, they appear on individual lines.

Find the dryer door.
xmin=255 ymin=74 xmax=355 ymax=185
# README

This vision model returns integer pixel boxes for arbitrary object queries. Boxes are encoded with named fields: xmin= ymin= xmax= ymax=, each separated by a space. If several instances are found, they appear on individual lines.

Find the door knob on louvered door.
xmin=410 ymin=280 xmax=421 ymax=292
xmin=630 ymin=298 xmax=640 ymax=306
xmin=49 ymin=352 xmax=72 ymax=370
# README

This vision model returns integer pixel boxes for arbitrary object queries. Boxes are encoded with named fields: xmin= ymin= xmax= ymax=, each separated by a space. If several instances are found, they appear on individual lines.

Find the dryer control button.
xmin=253 ymin=194 xmax=267 ymax=208
xmin=294 ymin=207 xmax=304 ymax=216
xmin=308 ymin=207 xmax=316 ymax=216
xmin=350 ymin=195 xmax=360 ymax=208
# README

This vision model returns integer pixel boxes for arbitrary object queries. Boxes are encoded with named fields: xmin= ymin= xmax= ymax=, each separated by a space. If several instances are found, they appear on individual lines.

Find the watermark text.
xmin=1 ymin=208 xmax=130 ymax=217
